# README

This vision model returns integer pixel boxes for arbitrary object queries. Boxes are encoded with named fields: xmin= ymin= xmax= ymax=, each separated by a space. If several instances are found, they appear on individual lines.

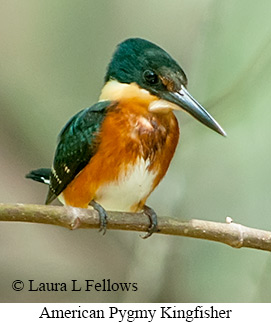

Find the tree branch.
xmin=0 ymin=203 xmax=270 ymax=252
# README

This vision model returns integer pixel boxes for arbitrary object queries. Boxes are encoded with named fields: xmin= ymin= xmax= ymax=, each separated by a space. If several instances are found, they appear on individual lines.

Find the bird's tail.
xmin=25 ymin=168 xmax=51 ymax=185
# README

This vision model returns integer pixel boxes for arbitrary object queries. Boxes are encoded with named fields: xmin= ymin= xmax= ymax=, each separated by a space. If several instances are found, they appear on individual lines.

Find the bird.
xmin=26 ymin=38 xmax=226 ymax=238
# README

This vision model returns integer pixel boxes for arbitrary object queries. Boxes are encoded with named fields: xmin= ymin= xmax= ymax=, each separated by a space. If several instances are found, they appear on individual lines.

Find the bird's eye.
xmin=143 ymin=70 xmax=159 ymax=85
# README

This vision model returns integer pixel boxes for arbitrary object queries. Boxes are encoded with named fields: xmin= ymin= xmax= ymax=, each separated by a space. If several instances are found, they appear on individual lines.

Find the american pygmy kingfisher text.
xmin=26 ymin=38 xmax=226 ymax=238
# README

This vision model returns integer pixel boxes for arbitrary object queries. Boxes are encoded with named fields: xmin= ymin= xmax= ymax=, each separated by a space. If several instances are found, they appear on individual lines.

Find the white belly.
xmin=94 ymin=158 xmax=157 ymax=212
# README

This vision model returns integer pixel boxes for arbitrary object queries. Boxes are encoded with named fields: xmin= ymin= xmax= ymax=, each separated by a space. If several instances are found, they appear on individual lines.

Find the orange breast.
xmin=62 ymin=97 xmax=179 ymax=210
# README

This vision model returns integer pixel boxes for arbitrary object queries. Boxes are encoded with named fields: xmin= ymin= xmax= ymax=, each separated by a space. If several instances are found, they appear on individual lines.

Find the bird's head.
xmin=100 ymin=38 xmax=226 ymax=136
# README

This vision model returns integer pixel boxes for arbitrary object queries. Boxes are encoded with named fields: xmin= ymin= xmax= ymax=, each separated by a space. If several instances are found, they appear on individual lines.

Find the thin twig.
xmin=0 ymin=203 xmax=270 ymax=252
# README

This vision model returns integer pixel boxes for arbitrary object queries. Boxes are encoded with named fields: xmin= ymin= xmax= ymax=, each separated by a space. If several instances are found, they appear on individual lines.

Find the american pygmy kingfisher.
xmin=26 ymin=38 xmax=226 ymax=238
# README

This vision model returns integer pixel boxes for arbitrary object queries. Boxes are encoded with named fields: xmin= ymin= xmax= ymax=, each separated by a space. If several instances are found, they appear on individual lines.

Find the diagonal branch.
xmin=0 ymin=203 xmax=270 ymax=252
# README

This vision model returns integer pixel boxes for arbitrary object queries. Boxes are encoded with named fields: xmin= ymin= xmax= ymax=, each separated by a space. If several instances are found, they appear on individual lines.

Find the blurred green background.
xmin=1 ymin=0 xmax=271 ymax=302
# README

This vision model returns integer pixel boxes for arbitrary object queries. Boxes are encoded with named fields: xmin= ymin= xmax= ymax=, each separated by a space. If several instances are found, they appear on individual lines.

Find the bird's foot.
xmin=90 ymin=200 xmax=107 ymax=235
xmin=141 ymin=205 xmax=159 ymax=239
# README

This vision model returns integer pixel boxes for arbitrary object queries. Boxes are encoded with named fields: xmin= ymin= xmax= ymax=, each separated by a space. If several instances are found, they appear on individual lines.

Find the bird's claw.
xmin=141 ymin=205 xmax=158 ymax=239
xmin=90 ymin=200 xmax=107 ymax=235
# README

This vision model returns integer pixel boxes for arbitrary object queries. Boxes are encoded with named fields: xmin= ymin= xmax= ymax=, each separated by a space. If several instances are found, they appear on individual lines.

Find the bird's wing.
xmin=46 ymin=100 xmax=115 ymax=204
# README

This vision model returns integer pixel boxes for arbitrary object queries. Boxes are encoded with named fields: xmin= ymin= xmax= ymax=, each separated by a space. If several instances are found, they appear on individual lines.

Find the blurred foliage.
xmin=0 ymin=0 xmax=271 ymax=302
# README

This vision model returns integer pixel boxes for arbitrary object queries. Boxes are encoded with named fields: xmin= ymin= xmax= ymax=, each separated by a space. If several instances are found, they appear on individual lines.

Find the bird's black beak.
xmin=157 ymin=86 xmax=226 ymax=136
